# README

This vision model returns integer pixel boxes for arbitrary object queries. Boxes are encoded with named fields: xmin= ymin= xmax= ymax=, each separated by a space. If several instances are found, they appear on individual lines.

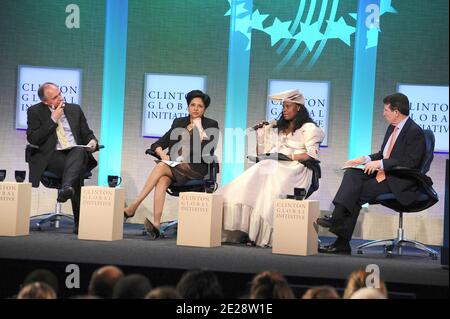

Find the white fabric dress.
xmin=218 ymin=122 xmax=325 ymax=247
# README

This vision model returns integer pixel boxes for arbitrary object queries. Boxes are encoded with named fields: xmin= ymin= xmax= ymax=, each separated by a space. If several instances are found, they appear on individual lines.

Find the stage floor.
xmin=0 ymin=220 xmax=448 ymax=298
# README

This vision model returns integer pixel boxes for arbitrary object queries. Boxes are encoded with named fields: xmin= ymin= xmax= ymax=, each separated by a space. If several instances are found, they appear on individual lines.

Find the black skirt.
xmin=156 ymin=161 xmax=205 ymax=184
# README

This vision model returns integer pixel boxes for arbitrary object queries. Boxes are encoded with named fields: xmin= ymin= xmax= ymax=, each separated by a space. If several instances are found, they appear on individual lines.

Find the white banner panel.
xmin=398 ymin=84 xmax=449 ymax=152
xmin=16 ymin=65 xmax=82 ymax=129
xmin=142 ymin=73 xmax=206 ymax=137
xmin=267 ymin=80 xmax=330 ymax=146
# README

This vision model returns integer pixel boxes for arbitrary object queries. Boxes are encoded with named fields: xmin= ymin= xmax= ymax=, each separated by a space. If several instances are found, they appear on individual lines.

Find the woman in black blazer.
xmin=124 ymin=90 xmax=219 ymax=238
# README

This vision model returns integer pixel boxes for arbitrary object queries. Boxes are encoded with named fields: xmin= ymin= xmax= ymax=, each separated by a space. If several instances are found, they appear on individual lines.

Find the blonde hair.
xmin=350 ymin=288 xmax=387 ymax=299
xmin=343 ymin=268 xmax=388 ymax=299
xmin=17 ymin=282 xmax=56 ymax=299
xmin=302 ymin=286 xmax=340 ymax=299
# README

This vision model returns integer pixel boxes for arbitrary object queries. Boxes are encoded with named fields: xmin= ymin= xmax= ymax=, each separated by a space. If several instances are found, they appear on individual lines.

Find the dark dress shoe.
xmin=318 ymin=242 xmax=351 ymax=255
xmin=57 ymin=186 xmax=74 ymax=203
xmin=316 ymin=215 xmax=335 ymax=228
xmin=144 ymin=217 xmax=160 ymax=239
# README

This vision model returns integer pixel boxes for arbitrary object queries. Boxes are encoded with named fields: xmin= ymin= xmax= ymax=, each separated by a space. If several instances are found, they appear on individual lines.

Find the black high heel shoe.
xmin=123 ymin=209 xmax=135 ymax=222
xmin=144 ymin=217 xmax=160 ymax=239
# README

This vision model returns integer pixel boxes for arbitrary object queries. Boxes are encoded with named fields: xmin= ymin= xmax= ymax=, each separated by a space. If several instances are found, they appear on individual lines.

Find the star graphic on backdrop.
xmin=294 ymin=21 xmax=325 ymax=51
xmin=349 ymin=13 xmax=357 ymax=20
xmin=224 ymin=1 xmax=249 ymax=17
xmin=235 ymin=13 xmax=252 ymax=50
xmin=366 ymin=27 xmax=380 ymax=49
xmin=264 ymin=18 xmax=293 ymax=46
xmin=380 ymin=0 xmax=397 ymax=15
xmin=251 ymin=9 xmax=269 ymax=31
xmin=325 ymin=17 xmax=356 ymax=46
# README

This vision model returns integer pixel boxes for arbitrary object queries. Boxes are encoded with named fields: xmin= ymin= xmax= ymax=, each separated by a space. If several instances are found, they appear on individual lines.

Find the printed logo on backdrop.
xmin=16 ymin=65 xmax=82 ymax=129
xmin=397 ymin=84 xmax=449 ymax=153
xmin=142 ymin=74 xmax=207 ymax=137
xmin=267 ymin=80 xmax=330 ymax=146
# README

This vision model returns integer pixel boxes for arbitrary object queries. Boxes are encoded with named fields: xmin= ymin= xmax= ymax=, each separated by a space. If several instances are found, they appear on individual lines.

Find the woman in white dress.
xmin=219 ymin=90 xmax=325 ymax=247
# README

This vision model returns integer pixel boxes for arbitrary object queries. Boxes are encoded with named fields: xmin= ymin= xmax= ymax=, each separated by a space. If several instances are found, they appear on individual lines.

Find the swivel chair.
xmin=143 ymin=148 xmax=220 ymax=236
xmin=357 ymin=130 xmax=439 ymax=259
xmin=248 ymin=153 xmax=322 ymax=199
xmin=26 ymin=144 xmax=102 ymax=230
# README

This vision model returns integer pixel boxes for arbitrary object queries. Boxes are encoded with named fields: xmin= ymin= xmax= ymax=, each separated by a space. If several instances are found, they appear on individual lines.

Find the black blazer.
xmin=150 ymin=116 xmax=219 ymax=177
xmin=26 ymin=102 xmax=98 ymax=187
xmin=369 ymin=117 xmax=425 ymax=205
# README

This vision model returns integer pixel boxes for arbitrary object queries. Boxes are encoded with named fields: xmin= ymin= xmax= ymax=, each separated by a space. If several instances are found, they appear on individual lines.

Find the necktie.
xmin=56 ymin=120 xmax=71 ymax=149
xmin=376 ymin=126 xmax=399 ymax=183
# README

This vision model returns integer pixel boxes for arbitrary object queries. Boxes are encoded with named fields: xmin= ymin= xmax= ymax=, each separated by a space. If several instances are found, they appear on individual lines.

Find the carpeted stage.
xmin=0 ymin=219 xmax=448 ymax=299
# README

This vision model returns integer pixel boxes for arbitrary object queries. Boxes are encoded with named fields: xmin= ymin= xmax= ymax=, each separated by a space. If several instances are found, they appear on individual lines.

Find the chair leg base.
xmin=357 ymin=238 xmax=439 ymax=260
xmin=32 ymin=213 xmax=74 ymax=230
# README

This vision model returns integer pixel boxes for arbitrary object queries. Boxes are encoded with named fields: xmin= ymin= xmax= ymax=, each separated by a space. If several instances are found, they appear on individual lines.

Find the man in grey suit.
xmin=27 ymin=82 xmax=98 ymax=234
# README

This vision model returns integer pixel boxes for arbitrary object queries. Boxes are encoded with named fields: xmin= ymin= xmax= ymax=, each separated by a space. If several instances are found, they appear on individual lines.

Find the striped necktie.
xmin=56 ymin=120 xmax=71 ymax=149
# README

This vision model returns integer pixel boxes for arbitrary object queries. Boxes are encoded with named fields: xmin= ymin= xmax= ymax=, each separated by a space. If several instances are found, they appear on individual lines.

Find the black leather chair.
xmin=145 ymin=149 xmax=219 ymax=195
xmin=144 ymin=148 xmax=220 ymax=236
xmin=248 ymin=153 xmax=321 ymax=199
xmin=357 ymin=130 xmax=439 ymax=259
xmin=26 ymin=144 xmax=101 ymax=230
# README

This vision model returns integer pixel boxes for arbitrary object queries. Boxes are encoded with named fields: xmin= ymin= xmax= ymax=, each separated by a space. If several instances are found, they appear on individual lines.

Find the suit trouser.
xmin=45 ymin=148 xmax=89 ymax=224
xmin=329 ymin=169 xmax=391 ymax=241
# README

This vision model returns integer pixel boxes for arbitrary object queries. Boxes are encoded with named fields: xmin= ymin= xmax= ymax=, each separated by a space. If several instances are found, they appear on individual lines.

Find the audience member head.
xmin=343 ymin=268 xmax=388 ymax=299
xmin=350 ymin=287 xmax=387 ymax=299
xmin=302 ymin=286 xmax=340 ymax=299
xmin=145 ymin=286 xmax=182 ymax=299
xmin=17 ymin=282 xmax=56 ymax=299
xmin=88 ymin=265 xmax=124 ymax=298
xmin=112 ymin=274 xmax=152 ymax=299
xmin=176 ymin=269 xmax=223 ymax=299
xmin=23 ymin=269 xmax=59 ymax=296
xmin=249 ymin=271 xmax=295 ymax=299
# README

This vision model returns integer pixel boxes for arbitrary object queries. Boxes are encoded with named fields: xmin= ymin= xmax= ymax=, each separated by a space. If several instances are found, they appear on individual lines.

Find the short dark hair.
xmin=23 ymin=269 xmax=59 ymax=295
xmin=88 ymin=266 xmax=124 ymax=298
xmin=112 ymin=274 xmax=152 ymax=299
xmin=383 ymin=93 xmax=410 ymax=116
xmin=37 ymin=82 xmax=58 ymax=101
xmin=145 ymin=286 xmax=182 ymax=299
xmin=176 ymin=269 xmax=223 ymax=299
xmin=185 ymin=90 xmax=211 ymax=109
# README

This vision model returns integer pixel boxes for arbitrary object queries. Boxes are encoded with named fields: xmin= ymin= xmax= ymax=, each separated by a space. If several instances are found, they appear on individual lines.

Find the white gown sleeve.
xmin=301 ymin=123 xmax=325 ymax=159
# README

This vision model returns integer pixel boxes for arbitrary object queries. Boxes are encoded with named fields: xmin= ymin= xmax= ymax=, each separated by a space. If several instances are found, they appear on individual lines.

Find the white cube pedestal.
xmin=177 ymin=192 xmax=223 ymax=248
xmin=272 ymin=199 xmax=319 ymax=256
xmin=78 ymin=186 xmax=125 ymax=241
xmin=0 ymin=182 xmax=32 ymax=236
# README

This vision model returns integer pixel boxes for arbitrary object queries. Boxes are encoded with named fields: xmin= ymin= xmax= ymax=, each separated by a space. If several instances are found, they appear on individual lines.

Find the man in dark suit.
xmin=27 ymin=82 xmax=98 ymax=234
xmin=317 ymin=93 xmax=425 ymax=254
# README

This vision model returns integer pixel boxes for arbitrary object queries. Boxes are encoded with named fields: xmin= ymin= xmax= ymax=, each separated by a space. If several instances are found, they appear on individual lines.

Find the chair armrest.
xmin=385 ymin=166 xmax=420 ymax=174
xmin=145 ymin=148 xmax=161 ymax=160
xmin=386 ymin=166 xmax=433 ymax=187
xmin=25 ymin=144 xmax=39 ymax=163
xmin=300 ymin=158 xmax=321 ymax=178
xmin=299 ymin=158 xmax=321 ymax=165
xmin=203 ymin=155 xmax=218 ymax=164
